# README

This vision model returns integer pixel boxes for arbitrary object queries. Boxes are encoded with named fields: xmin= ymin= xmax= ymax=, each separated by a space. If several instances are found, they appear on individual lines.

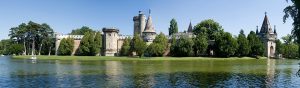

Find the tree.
xmin=275 ymin=39 xmax=283 ymax=55
xmin=8 ymin=21 xmax=54 ymax=55
xmin=78 ymin=32 xmax=92 ymax=56
xmin=283 ymin=0 xmax=300 ymax=56
xmin=172 ymin=36 xmax=194 ymax=57
xmin=145 ymin=33 xmax=168 ymax=57
xmin=58 ymin=38 xmax=74 ymax=56
xmin=120 ymin=38 xmax=131 ymax=56
xmin=247 ymin=31 xmax=264 ymax=56
xmin=91 ymin=32 xmax=102 ymax=56
xmin=236 ymin=30 xmax=250 ymax=57
xmin=193 ymin=19 xmax=223 ymax=40
xmin=282 ymin=43 xmax=299 ymax=59
xmin=7 ymin=44 xmax=24 ymax=55
xmin=70 ymin=26 xmax=94 ymax=35
xmin=193 ymin=33 xmax=208 ymax=56
xmin=215 ymin=32 xmax=238 ymax=57
xmin=130 ymin=34 xmax=147 ymax=58
xmin=168 ymin=19 xmax=178 ymax=35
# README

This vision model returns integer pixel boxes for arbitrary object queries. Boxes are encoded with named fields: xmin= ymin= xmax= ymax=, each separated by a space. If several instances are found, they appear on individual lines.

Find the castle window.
xmin=109 ymin=34 xmax=111 ymax=36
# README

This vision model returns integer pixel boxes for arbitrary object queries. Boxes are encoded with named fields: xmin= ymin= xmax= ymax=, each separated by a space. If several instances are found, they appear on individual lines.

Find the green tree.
xmin=145 ymin=33 xmax=168 ymax=57
xmin=91 ymin=32 xmax=102 ymax=56
xmin=70 ymin=26 xmax=94 ymax=35
xmin=130 ymin=34 xmax=147 ymax=58
xmin=120 ymin=37 xmax=131 ymax=56
xmin=172 ymin=36 xmax=194 ymax=57
xmin=193 ymin=19 xmax=223 ymax=40
xmin=282 ymin=43 xmax=299 ymax=59
xmin=58 ymin=38 xmax=74 ymax=56
xmin=7 ymin=44 xmax=24 ymax=55
xmin=283 ymin=0 xmax=300 ymax=56
xmin=78 ymin=32 xmax=92 ymax=56
xmin=168 ymin=19 xmax=178 ymax=35
xmin=247 ymin=31 xmax=264 ymax=56
xmin=193 ymin=33 xmax=208 ymax=56
xmin=215 ymin=32 xmax=238 ymax=57
xmin=275 ymin=39 xmax=283 ymax=55
xmin=8 ymin=21 xmax=54 ymax=55
xmin=236 ymin=30 xmax=250 ymax=57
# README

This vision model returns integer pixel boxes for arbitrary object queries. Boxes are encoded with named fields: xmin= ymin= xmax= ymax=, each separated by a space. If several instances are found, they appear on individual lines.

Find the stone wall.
xmin=55 ymin=34 xmax=83 ymax=56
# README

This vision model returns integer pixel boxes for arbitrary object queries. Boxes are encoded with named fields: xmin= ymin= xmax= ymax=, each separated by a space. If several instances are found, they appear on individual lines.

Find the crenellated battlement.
xmin=56 ymin=34 xmax=84 ymax=40
xmin=118 ymin=35 xmax=132 ymax=40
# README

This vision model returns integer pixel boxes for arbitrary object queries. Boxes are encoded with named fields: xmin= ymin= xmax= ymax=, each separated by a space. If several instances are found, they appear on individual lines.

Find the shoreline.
xmin=11 ymin=56 xmax=266 ymax=61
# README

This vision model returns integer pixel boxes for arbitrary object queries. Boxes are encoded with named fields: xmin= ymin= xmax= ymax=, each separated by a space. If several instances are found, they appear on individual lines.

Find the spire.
xmin=144 ymin=9 xmax=155 ymax=32
xmin=274 ymin=25 xmax=277 ymax=34
xmin=260 ymin=12 xmax=272 ymax=33
xmin=187 ymin=21 xmax=193 ymax=33
xmin=256 ymin=26 xmax=259 ymax=34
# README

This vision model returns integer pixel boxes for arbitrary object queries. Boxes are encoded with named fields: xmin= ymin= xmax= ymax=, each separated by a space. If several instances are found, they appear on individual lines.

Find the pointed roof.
xmin=260 ymin=12 xmax=272 ymax=33
xmin=144 ymin=10 xmax=155 ymax=33
xmin=187 ymin=21 xmax=193 ymax=33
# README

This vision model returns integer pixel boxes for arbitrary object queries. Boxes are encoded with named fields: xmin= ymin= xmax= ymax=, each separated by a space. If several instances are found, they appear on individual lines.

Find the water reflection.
xmin=0 ymin=57 xmax=299 ymax=87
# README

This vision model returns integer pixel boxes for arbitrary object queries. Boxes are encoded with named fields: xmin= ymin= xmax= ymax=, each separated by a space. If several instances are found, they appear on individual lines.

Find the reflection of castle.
xmin=55 ymin=10 xmax=156 ymax=56
xmin=256 ymin=12 xmax=277 ymax=58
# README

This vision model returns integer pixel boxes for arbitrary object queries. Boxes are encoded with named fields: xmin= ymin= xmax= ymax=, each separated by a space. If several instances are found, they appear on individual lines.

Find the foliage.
xmin=70 ymin=26 xmax=95 ymax=35
xmin=120 ymin=38 xmax=131 ymax=56
xmin=7 ymin=44 xmax=24 ymax=55
xmin=236 ymin=30 xmax=250 ymax=57
xmin=168 ymin=19 xmax=178 ymax=35
xmin=275 ymin=39 xmax=283 ymax=54
xmin=58 ymin=38 xmax=74 ymax=56
xmin=247 ymin=31 xmax=264 ymax=56
xmin=193 ymin=33 xmax=208 ymax=56
xmin=282 ymin=43 xmax=299 ymax=59
xmin=171 ymin=36 xmax=194 ymax=57
xmin=215 ymin=32 xmax=238 ymax=57
xmin=193 ymin=19 xmax=223 ymax=40
xmin=146 ymin=33 xmax=168 ymax=57
xmin=0 ymin=39 xmax=12 ymax=55
xmin=91 ymin=32 xmax=102 ymax=56
xmin=78 ymin=32 xmax=96 ymax=56
xmin=283 ymin=0 xmax=300 ymax=55
xmin=130 ymin=34 xmax=147 ymax=58
xmin=8 ymin=21 xmax=54 ymax=55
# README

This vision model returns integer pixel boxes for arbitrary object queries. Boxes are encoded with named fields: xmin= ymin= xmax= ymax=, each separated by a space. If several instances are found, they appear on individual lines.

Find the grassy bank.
xmin=12 ymin=55 xmax=266 ymax=61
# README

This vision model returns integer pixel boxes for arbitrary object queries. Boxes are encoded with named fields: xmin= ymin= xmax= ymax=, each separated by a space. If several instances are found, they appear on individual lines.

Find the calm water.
xmin=0 ymin=56 xmax=299 ymax=88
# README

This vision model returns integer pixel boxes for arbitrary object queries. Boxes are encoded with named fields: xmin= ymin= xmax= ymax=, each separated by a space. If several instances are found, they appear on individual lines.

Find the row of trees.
xmin=57 ymin=27 xmax=102 ymax=56
xmin=119 ymin=19 xmax=265 ymax=58
xmin=7 ymin=21 xmax=54 ymax=55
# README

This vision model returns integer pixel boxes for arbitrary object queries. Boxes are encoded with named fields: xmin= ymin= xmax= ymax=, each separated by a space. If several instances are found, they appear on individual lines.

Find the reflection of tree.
xmin=297 ymin=63 xmax=300 ymax=77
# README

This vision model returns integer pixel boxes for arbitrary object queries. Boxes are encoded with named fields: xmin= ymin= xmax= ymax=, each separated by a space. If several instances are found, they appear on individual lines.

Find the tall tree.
xmin=275 ymin=39 xmax=283 ymax=55
xmin=78 ymin=32 xmax=92 ymax=56
xmin=215 ymin=32 xmax=238 ymax=57
xmin=130 ymin=34 xmax=147 ymax=58
xmin=193 ymin=19 xmax=223 ymax=40
xmin=145 ymin=33 xmax=168 ymax=57
xmin=283 ymin=0 xmax=300 ymax=55
xmin=247 ymin=31 xmax=264 ymax=56
xmin=120 ymin=37 xmax=131 ymax=56
xmin=172 ymin=36 xmax=194 ymax=57
xmin=193 ymin=33 xmax=208 ymax=56
xmin=168 ymin=19 xmax=178 ymax=35
xmin=91 ymin=32 xmax=102 ymax=56
xmin=236 ymin=30 xmax=250 ymax=57
xmin=70 ymin=26 xmax=94 ymax=35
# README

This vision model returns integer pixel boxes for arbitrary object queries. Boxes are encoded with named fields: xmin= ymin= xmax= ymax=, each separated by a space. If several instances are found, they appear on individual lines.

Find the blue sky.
xmin=0 ymin=0 xmax=293 ymax=40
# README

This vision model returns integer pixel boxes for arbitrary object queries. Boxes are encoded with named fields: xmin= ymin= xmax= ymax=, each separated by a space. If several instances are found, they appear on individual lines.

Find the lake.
xmin=0 ymin=56 xmax=299 ymax=87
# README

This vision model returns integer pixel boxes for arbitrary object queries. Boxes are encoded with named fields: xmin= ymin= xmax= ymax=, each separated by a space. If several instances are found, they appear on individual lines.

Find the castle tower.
xmin=257 ymin=12 xmax=277 ymax=58
xmin=187 ymin=21 xmax=193 ymax=33
xmin=142 ymin=10 xmax=157 ymax=45
xmin=133 ymin=11 xmax=146 ymax=36
xmin=102 ymin=27 xmax=119 ymax=56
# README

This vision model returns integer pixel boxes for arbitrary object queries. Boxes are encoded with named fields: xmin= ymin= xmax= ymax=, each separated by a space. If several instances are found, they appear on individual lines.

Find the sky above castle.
xmin=0 ymin=0 xmax=293 ymax=40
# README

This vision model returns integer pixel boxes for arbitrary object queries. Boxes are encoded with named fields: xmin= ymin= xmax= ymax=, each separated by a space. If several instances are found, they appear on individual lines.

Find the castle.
xmin=55 ymin=10 xmax=156 ymax=56
xmin=55 ymin=11 xmax=277 ymax=57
